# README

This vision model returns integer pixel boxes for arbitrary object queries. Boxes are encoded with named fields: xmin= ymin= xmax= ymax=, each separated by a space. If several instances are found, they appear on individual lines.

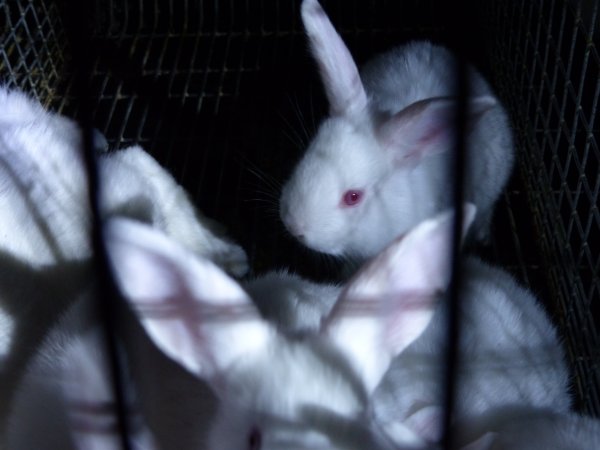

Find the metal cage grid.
xmin=0 ymin=0 xmax=599 ymax=426
xmin=0 ymin=0 xmax=67 ymax=104
xmin=488 ymin=0 xmax=600 ymax=415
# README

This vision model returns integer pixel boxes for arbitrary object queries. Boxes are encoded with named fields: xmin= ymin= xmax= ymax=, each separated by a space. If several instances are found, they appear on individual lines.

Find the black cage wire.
xmin=1 ymin=0 xmax=599 ymax=443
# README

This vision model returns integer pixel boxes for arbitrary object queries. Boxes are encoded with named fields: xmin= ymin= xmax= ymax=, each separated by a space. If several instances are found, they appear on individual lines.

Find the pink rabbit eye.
xmin=248 ymin=426 xmax=262 ymax=450
xmin=342 ymin=189 xmax=364 ymax=207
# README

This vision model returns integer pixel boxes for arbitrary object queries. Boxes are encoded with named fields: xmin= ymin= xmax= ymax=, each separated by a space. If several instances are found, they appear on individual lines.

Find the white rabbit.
xmin=0 ymin=87 xmax=93 ymax=416
xmin=5 ymin=213 xmax=586 ymax=450
xmin=0 ymin=86 xmax=248 ymax=273
xmin=0 ymin=87 xmax=92 ymax=265
xmin=453 ymin=406 xmax=600 ymax=450
xmin=0 ymin=87 xmax=244 ymax=446
xmin=240 ymin=225 xmax=571 ymax=446
xmin=103 ymin=207 xmax=477 ymax=449
xmin=2 ymin=222 xmax=218 ymax=450
xmin=245 ymin=210 xmax=570 ymax=446
xmin=279 ymin=0 xmax=514 ymax=260
xmin=242 ymin=269 xmax=341 ymax=333
xmin=235 ymin=212 xmax=571 ymax=447
xmin=372 ymin=257 xmax=571 ymax=443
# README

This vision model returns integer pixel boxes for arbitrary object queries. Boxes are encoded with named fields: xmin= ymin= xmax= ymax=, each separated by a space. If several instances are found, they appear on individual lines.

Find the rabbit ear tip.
xmin=301 ymin=0 xmax=326 ymax=20
xmin=302 ymin=0 xmax=320 ymax=8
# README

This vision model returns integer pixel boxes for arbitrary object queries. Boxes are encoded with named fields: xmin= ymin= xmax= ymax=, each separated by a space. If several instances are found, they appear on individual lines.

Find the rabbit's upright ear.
xmin=324 ymin=205 xmax=476 ymax=392
xmin=104 ymin=219 xmax=271 ymax=387
xmin=62 ymin=328 xmax=159 ymax=450
xmin=301 ymin=0 xmax=368 ymax=117
xmin=377 ymin=96 xmax=497 ymax=166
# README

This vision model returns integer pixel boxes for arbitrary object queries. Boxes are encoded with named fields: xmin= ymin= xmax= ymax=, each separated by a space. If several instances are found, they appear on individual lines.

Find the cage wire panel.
xmin=1 ymin=0 xmax=68 ymax=103
xmin=488 ymin=0 xmax=600 ymax=415
xmin=1 ymin=0 xmax=599 ymax=426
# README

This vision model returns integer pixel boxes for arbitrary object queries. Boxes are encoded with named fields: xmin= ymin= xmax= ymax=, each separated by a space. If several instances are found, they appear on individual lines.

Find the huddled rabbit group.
xmin=0 ymin=0 xmax=598 ymax=449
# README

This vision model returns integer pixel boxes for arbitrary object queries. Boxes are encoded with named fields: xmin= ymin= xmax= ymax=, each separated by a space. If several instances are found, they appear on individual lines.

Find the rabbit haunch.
xmin=373 ymin=256 xmax=571 ymax=443
xmin=280 ymin=0 xmax=514 ymax=259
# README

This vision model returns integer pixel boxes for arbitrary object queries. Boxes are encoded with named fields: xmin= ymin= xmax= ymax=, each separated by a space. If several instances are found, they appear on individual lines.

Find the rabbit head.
xmin=106 ymin=206 xmax=475 ymax=449
xmin=279 ymin=0 xmax=497 ymax=259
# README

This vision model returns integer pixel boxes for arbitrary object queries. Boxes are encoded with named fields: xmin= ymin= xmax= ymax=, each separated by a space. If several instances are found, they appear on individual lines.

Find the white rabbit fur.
xmin=98 ymin=145 xmax=248 ymax=277
xmin=2 ymin=225 xmax=216 ymax=450
xmin=0 ymin=88 xmax=91 ymax=265
xmin=0 ymin=87 xmax=92 ymax=424
xmin=3 ymin=296 xmax=158 ymax=450
xmin=0 ymin=85 xmax=247 ymax=377
xmin=0 ymin=86 xmax=248 ymax=273
xmin=101 ymin=149 xmax=247 ymax=277
xmin=6 ymin=214 xmax=589 ymax=450
xmin=279 ymin=0 xmax=514 ymax=260
xmin=0 ymin=87 xmax=243 ymax=447
xmin=6 ymin=216 xmax=416 ymax=450
xmin=242 ymin=270 xmax=341 ymax=333
xmin=372 ymin=256 xmax=571 ymax=442
xmin=453 ymin=406 xmax=600 ymax=450
xmin=244 ymin=226 xmax=572 ymax=445
xmin=101 ymin=210 xmax=478 ymax=450
xmin=108 ymin=211 xmax=588 ymax=449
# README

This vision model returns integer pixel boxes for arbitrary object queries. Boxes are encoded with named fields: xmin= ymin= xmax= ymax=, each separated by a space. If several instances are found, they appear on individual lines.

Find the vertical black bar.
xmin=62 ymin=2 xmax=132 ymax=449
xmin=441 ymin=1 xmax=471 ymax=449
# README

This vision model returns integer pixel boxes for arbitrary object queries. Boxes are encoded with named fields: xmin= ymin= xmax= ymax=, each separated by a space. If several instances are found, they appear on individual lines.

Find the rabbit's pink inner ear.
xmin=105 ymin=218 xmax=271 ymax=384
xmin=138 ymin=297 xmax=271 ymax=385
xmin=324 ymin=208 xmax=474 ymax=392
xmin=301 ymin=0 xmax=367 ymax=117
xmin=325 ymin=290 xmax=438 ymax=392
xmin=377 ymin=96 xmax=496 ymax=165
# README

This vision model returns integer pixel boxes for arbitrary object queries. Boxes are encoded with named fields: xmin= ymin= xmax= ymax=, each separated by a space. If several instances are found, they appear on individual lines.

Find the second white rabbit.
xmin=279 ymin=0 xmax=514 ymax=260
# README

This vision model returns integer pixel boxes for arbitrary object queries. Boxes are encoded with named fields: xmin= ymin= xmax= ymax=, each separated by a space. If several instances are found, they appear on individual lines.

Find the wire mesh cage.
xmin=488 ymin=0 xmax=600 ymax=416
xmin=1 ymin=0 xmax=599 ymax=444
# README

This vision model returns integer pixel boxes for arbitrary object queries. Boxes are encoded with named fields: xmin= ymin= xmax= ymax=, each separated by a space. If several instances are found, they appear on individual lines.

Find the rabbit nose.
xmin=288 ymin=223 xmax=307 ymax=240
xmin=282 ymin=213 xmax=306 ymax=240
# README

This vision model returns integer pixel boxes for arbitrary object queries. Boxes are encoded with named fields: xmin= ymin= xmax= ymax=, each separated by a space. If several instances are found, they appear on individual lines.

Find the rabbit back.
xmin=374 ymin=257 xmax=571 ymax=439
xmin=361 ymin=41 xmax=514 ymax=241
